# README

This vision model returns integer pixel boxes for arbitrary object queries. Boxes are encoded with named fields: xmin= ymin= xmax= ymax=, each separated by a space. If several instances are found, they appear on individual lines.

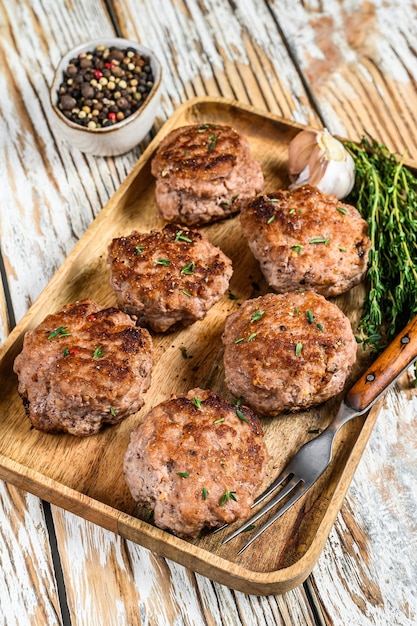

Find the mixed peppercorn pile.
xmin=56 ymin=44 xmax=155 ymax=129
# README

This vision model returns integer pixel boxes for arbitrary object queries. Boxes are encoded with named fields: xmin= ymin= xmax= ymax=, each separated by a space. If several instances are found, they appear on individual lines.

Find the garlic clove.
xmin=288 ymin=128 xmax=355 ymax=199
xmin=288 ymin=130 xmax=319 ymax=181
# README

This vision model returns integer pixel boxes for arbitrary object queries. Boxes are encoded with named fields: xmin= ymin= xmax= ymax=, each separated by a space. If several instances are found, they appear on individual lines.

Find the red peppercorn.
xmin=107 ymin=112 xmax=117 ymax=121
xmin=89 ymin=314 xmax=96 ymax=321
xmin=69 ymin=349 xmax=79 ymax=355
xmin=104 ymin=62 xmax=114 ymax=69
xmin=94 ymin=70 xmax=103 ymax=79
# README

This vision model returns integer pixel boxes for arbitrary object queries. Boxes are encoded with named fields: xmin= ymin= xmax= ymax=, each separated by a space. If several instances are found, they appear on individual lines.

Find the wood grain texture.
xmin=0 ymin=0 xmax=416 ymax=623
xmin=0 ymin=483 xmax=62 ymax=626
xmin=0 ymin=99 xmax=380 ymax=595
xmin=272 ymin=0 xmax=417 ymax=157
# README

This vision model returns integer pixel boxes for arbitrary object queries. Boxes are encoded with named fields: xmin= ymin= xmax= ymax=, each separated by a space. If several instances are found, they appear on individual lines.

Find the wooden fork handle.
xmin=346 ymin=315 xmax=417 ymax=413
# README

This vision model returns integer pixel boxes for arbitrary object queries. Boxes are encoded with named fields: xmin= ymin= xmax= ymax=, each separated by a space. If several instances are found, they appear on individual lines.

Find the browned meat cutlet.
xmin=240 ymin=185 xmax=371 ymax=296
xmin=124 ymin=388 xmax=270 ymax=538
xmin=107 ymin=223 xmax=233 ymax=332
xmin=13 ymin=299 xmax=153 ymax=436
xmin=222 ymin=291 xmax=357 ymax=416
xmin=151 ymin=123 xmax=264 ymax=226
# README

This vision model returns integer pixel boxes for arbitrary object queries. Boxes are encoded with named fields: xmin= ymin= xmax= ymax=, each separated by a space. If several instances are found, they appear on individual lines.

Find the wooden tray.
xmin=0 ymin=97 xmax=381 ymax=595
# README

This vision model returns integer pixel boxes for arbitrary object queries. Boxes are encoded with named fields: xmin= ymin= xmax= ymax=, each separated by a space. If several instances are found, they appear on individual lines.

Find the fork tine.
xmin=236 ymin=487 xmax=307 ymax=554
xmin=252 ymin=466 xmax=293 ymax=507
xmin=222 ymin=475 xmax=302 ymax=544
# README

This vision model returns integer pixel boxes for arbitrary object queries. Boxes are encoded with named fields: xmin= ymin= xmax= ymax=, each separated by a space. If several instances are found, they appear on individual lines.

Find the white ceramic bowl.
xmin=49 ymin=38 xmax=162 ymax=156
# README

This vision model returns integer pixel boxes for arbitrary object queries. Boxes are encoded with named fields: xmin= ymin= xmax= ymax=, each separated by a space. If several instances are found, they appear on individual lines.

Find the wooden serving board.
xmin=0 ymin=97 xmax=382 ymax=595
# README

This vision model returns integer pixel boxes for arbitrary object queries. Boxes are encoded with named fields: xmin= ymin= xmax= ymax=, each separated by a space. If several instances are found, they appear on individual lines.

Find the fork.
xmin=221 ymin=314 xmax=417 ymax=554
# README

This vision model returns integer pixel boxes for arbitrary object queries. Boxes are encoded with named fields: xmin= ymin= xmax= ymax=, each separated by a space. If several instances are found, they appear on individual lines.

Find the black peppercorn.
xmin=56 ymin=44 xmax=155 ymax=129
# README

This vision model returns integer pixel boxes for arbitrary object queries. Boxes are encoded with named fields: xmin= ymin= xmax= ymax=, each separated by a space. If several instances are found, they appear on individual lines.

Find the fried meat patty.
xmin=124 ymin=388 xmax=270 ymax=538
xmin=222 ymin=291 xmax=357 ymax=416
xmin=13 ymin=299 xmax=153 ymax=436
xmin=107 ymin=223 xmax=233 ymax=332
xmin=151 ymin=123 xmax=264 ymax=226
xmin=240 ymin=185 xmax=371 ymax=296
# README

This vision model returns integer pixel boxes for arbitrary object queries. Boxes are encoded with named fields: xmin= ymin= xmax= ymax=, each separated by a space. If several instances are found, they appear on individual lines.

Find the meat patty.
xmin=13 ymin=299 xmax=153 ymax=436
xmin=123 ymin=388 xmax=270 ymax=538
xmin=222 ymin=291 xmax=357 ymax=416
xmin=107 ymin=223 xmax=233 ymax=332
xmin=240 ymin=185 xmax=371 ymax=296
xmin=151 ymin=123 xmax=264 ymax=226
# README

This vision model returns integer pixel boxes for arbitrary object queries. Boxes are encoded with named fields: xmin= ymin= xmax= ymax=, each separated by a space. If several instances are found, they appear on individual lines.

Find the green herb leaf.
xmin=250 ymin=308 xmax=265 ymax=323
xmin=247 ymin=332 xmax=257 ymax=342
xmin=193 ymin=397 xmax=202 ymax=409
xmin=267 ymin=215 xmax=275 ymax=224
xmin=48 ymin=326 xmax=71 ymax=339
xmin=295 ymin=341 xmax=303 ymax=356
xmin=309 ymin=237 xmax=330 ymax=245
xmin=220 ymin=489 xmax=237 ymax=506
xmin=236 ymin=408 xmax=248 ymax=423
xmin=175 ymin=230 xmax=192 ymax=243
xmin=180 ymin=345 xmax=192 ymax=359
xmin=181 ymin=261 xmax=195 ymax=274
xmin=155 ymin=258 xmax=170 ymax=266
xmin=202 ymin=487 xmax=208 ymax=500
xmin=306 ymin=309 xmax=314 ymax=324
xmin=291 ymin=244 xmax=303 ymax=255
xmin=176 ymin=472 xmax=190 ymax=478
xmin=93 ymin=345 xmax=105 ymax=358
xmin=135 ymin=246 xmax=144 ymax=255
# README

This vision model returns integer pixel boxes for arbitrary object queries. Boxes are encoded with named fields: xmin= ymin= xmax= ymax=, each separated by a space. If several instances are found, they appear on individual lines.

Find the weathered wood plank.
xmin=0 ymin=483 xmax=62 ymax=626
xmin=1 ymin=0 xmax=416 ymax=624
xmin=272 ymin=0 xmax=417 ymax=157
xmin=51 ymin=505 xmax=318 ymax=626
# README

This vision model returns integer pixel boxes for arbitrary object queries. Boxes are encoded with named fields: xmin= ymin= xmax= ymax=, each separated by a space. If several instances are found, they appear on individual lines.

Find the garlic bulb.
xmin=288 ymin=128 xmax=355 ymax=199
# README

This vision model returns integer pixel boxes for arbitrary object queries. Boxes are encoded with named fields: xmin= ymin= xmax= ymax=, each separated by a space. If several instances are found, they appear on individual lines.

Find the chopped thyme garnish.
xmin=228 ymin=291 xmax=238 ymax=300
xmin=247 ymin=332 xmax=257 ymax=342
xmin=135 ymin=246 xmax=145 ymax=255
xmin=93 ymin=345 xmax=105 ymax=358
xmin=202 ymin=487 xmax=208 ymax=500
xmin=182 ymin=289 xmax=192 ymax=297
xmin=250 ymin=308 xmax=265 ymax=323
xmin=339 ymin=246 xmax=347 ymax=252
xmin=214 ymin=417 xmax=225 ymax=424
xmin=337 ymin=206 xmax=347 ymax=214
xmin=208 ymin=133 xmax=218 ymax=150
xmin=193 ymin=397 xmax=202 ymax=409
xmin=235 ymin=337 xmax=245 ymax=344
xmin=309 ymin=237 xmax=330 ymax=245
xmin=306 ymin=309 xmax=314 ymax=324
xmin=267 ymin=215 xmax=275 ymax=224
xmin=236 ymin=408 xmax=248 ymax=423
xmin=180 ymin=345 xmax=192 ymax=359
xmin=63 ymin=347 xmax=69 ymax=357
xmin=181 ymin=261 xmax=195 ymax=274
xmin=176 ymin=472 xmax=190 ymax=478
xmin=220 ymin=490 xmax=237 ymax=506
xmin=175 ymin=230 xmax=192 ymax=243
xmin=295 ymin=341 xmax=303 ymax=356
xmin=110 ymin=407 xmax=116 ymax=416
xmin=48 ymin=326 xmax=71 ymax=339
xmin=291 ymin=244 xmax=303 ymax=255
xmin=155 ymin=258 xmax=170 ymax=266
xmin=146 ymin=509 xmax=154 ymax=520
xmin=317 ymin=323 xmax=324 ymax=331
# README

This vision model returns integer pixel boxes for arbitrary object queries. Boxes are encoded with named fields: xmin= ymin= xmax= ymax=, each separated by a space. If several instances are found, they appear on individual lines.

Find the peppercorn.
xmin=56 ymin=44 xmax=155 ymax=129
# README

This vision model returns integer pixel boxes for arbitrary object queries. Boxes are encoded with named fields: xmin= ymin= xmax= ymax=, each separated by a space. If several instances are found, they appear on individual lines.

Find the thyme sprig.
xmin=344 ymin=137 xmax=417 ymax=348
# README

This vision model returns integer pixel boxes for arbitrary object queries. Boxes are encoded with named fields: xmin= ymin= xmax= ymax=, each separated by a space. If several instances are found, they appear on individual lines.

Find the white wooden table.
xmin=0 ymin=1 xmax=416 ymax=624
